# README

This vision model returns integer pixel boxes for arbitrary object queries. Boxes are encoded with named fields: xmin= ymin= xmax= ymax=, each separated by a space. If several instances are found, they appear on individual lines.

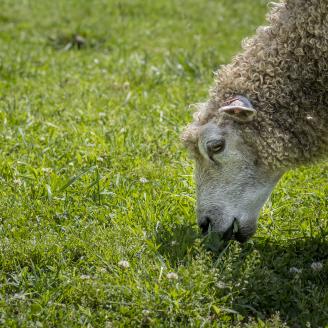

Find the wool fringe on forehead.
xmin=183 ymin=0 xmax=328 ymax=169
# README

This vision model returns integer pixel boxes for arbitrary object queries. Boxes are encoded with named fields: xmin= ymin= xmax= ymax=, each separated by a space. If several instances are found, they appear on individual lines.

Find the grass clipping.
xmin=202 ymin=220 xmax=239 ymax=252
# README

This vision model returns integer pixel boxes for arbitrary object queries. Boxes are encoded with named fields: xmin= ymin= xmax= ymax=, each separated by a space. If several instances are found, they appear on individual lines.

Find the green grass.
xmin=0 ymin=0 xmax=327 ymax=326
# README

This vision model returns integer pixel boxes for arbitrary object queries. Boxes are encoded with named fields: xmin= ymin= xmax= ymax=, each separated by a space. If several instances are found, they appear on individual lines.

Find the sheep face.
xmin=183 ymin=98 xmax=282 ymax=242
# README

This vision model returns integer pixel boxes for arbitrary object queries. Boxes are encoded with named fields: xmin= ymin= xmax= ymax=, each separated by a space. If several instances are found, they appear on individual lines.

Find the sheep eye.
xmin=206 ymin=139 xmax=225 ymax=157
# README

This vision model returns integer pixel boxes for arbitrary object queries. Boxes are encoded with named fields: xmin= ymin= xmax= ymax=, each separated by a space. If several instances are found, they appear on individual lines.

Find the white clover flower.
xmin=13 ymin=178 xmax=22 ymax=186
xmin=289 ymin=267 xmax=302 ymax=274
xmin=118 ymin=260 xmax=130 ymax=269
xmin=139 ymin=177 xmax=149 ymax=184
xmin=42 ymin=167 xmax=52 ymax=174
xmin=142 ymin=309 xmax=150 ymax=316
xmin=216 ymin=281 xmax=228 ymax=289
xmin=166 ymin=272 xmax=178 ymax=280
xmin=80 ymin=274 xmax=91 ymax=280
xmin=311 ymin=262 xmax=323 ymax=272
xmin=13 ymin=292 xmax=26 ymax=300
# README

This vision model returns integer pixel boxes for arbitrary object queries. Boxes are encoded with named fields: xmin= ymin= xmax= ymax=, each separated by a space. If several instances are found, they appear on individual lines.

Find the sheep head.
xmin=182 ymin=96 xmax=283 ymax=242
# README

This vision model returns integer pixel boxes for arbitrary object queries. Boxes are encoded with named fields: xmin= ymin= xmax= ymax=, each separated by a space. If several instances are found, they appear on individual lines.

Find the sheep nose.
xmin=222 ymin=222 xmax=234 ymax=241
xmin=198 ymin=215 xmax=237 ymax=241
xmin=198 ymin=216 xmax=212 ymax=235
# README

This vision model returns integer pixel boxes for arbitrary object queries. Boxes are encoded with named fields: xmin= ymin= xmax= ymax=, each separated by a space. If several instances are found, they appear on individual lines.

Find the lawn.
xmin=0 ymin=0 xmax=327 ymax=326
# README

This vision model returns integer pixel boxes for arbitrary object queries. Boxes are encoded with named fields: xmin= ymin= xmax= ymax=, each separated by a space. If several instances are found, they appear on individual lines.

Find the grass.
xmin=0 ymin=0 xmax=327 ymax=326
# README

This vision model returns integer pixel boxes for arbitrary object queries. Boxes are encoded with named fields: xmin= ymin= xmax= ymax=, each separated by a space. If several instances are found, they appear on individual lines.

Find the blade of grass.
xmin=58 ymin=165 xmax=97 ymax=192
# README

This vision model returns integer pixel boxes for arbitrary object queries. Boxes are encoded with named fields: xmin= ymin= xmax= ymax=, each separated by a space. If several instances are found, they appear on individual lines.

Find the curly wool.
xmin=185 ymin=0 xmax=328 ymax=169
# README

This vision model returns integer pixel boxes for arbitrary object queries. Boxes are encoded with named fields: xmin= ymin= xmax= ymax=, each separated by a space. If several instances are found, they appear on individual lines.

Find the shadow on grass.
xmin=156 ymin=222 xmax=328 ymax=326
xmin=222 ymin=237 xmax=328 ymax=326
xmin=155 ymin=222 xmax=200 ymax=266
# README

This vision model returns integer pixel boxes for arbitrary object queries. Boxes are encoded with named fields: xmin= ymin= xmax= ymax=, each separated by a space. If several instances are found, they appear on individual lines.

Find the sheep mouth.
xmin=202 ymin=219 xmax=244 ymax=251
xmin=233 ymin=231 xmax=250 ymax=243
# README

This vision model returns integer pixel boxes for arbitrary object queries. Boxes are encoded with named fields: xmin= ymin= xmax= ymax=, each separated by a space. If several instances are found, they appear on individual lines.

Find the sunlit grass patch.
xmin=0 ymin=0 xmax=327 ymax=326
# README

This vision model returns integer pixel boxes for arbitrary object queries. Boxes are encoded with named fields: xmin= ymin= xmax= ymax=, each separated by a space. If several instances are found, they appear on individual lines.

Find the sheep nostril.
xmin=199 ymin=216 xmax=211 ymax=235
xmin=222 ymin=222 xmax=234 ymax=241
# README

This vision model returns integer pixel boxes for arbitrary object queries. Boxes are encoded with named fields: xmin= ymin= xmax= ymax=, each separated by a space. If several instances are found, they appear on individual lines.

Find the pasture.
xmin=0 ymin=0 xmax=327 ymax=326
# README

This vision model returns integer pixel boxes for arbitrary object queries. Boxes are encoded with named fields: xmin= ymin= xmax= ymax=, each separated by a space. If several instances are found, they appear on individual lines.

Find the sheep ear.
xmin=218 ymin=96 xmax=256 ymax=122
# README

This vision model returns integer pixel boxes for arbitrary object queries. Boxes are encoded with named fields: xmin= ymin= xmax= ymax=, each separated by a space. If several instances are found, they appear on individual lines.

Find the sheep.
xmin=182 ymin=0 xmax=328 ymax=242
